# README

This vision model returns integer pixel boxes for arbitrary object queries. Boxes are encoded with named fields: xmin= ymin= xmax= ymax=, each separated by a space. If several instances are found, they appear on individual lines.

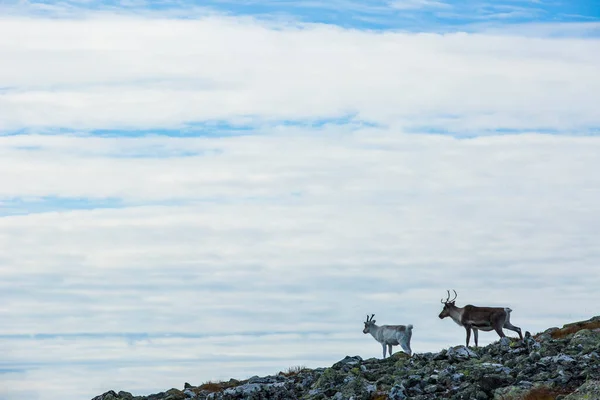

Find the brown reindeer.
xmin=438 ymin=290 xmax=523 ymax=347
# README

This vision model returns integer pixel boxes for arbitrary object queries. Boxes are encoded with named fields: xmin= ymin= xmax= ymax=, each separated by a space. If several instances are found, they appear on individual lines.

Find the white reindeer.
xmin=363 ymin=314 xmax=413 ymax=358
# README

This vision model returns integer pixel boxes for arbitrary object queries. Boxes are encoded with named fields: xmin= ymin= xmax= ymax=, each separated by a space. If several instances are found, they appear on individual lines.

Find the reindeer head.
xmin=363 ymin=314 xmax=376 ymax=334
xmin=438 ymin=289 xmax=458 ymax=319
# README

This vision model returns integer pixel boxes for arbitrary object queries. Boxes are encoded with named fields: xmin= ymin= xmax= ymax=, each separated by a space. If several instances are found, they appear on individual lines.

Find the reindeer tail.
xmin=407 ymin=324 xmax=413 ymax=330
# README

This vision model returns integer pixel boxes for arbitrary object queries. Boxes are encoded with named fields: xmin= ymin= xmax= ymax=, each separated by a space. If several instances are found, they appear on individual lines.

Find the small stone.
xmin=388 ymin=384 xmax=407 ymax=400
xmin=424 ymin=384 xmax=438 ymax=394
xmin=446 ymin=345 xmax=479 ymax=361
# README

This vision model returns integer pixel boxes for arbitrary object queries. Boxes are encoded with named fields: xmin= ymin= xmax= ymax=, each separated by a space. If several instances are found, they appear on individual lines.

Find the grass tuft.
xmin=521 ymin=386 xmax=573 ymax=400
xmin=498 ymin=385 xmax=576 ymax=400
xmin=550 ymin=319 xmax=600 ymax=339
xmin=279 ymin=365 xmax=308 ymax=377
xmin=198 ymin=381 xmax=224 ymax=393
xmin=198 ymin=379 xmax=242 ymax=393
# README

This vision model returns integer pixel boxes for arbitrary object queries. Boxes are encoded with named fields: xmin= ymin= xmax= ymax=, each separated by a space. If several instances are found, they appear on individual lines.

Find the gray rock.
xmin=564 ymin=379 xmax=600 ymax=399
xmin=479 ymin=374 xmax=513 ymax=392
xmin=388 ymin=384 xmax=407 ymax=400
xmin=446 ymin=345 xmax=479 ymax=361
xmin=540 ymin=354 xmax=576 ymax=365
xmin=224 ymin=383 xmax=262 ymax=395
xmin=89 ymin=315 xmax=600 ymax=400
xmin=423 ymin=384 xmax=438 ymax=394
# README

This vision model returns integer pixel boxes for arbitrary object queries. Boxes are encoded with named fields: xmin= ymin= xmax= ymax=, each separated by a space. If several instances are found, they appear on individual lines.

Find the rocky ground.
xmin=92 ymin=316 xmax=600 ymax=400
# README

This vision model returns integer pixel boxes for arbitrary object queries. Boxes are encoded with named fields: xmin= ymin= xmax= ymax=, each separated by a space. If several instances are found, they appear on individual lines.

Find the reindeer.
xmin=438 ymin=290 xmax=523 ymax=347
xmin=363 ymin=314 xmax=413 ymax=358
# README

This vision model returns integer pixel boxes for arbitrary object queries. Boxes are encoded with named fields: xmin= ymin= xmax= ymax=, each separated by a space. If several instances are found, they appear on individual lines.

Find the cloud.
xmin=0 ymin=15 xmax=599 ymax=134
xmin=2 ymin=131 xmax=600 ymax=339
xmin=389 ymin=0 xmax=449 ymax=10
xmin=3 ymin=133 xmax=600 ymax=399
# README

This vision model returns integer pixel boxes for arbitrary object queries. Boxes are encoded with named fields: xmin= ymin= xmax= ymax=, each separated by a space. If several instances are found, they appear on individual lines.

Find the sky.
xmin=1 ymin=0 xmax=600 ymax=399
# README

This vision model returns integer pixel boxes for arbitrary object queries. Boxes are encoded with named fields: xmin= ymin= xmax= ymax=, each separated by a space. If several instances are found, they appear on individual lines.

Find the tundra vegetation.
xmin=92 ymin=315 xmax=600 ymax=400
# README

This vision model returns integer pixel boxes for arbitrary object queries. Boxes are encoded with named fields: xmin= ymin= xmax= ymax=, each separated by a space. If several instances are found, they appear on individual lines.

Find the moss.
xmin=314 ymin=368 xmax=344 ymax=389
xmin=164 ymin=388 xmax=186 ymax=400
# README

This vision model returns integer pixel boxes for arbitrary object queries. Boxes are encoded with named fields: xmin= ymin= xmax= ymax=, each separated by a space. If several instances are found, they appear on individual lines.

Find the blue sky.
xmin=1 ymin=1 xmax=600 ymax=400
xmin=8 ymin=0 xmax=600 ymax=30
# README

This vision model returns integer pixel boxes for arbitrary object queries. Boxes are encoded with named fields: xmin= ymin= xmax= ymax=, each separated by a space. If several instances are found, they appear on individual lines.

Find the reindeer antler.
xmin=441 ymin=289 xmax=458 ymax=304
xmin=441 ymin=290 xmax=450 ymax=304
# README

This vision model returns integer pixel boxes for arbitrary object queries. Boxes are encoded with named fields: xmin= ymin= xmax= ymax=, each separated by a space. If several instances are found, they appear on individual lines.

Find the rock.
xmin=388 ymin=384 xmax=407 ymax=399
xmin=493 ymin=386 xmax=524 ymax=399
xmin=91 ymin=391 xmax=119 ymax=400
xmin=564 ymin=379 xmax=600 ymax=399
xmin=498 ymin=337 xmax=511 ymax=348
xmin=446 ymin=345 xmax=479 ymax=361
xmin=479 ymin=374 xmax=513 ymax=392
xmin=540 ymin=354 xmax=576 ymax=365
xmin=247 ymin=375 xmax=283 ymax=384
xmin=89 ymin=315 xmax=600 ymax=400
xmin=452 ymin=373 xmax=465 ymax=382
xmin=474 ymin=390 xmax=488 ymax=399
xmin=332 ymin=356 xmax=362 ymax=370
xmin=423 ymin=384 xmax=438 ymax=394
xmin=570 ymin=329 xmax=600 ymax=352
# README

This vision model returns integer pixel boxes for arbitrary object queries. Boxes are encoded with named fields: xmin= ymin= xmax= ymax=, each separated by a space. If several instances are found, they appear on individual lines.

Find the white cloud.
xmin=0 ymin=15 xmax=599 ymax=132
xmin=389 ymin=0 xmax=449 ymax=10
xmin=2 ymin=131 xmax=600 ymax=330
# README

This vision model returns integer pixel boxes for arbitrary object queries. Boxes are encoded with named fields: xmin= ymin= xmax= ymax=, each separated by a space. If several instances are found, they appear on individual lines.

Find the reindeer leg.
xmin=504 ymin=315 xmax=523 ymax=340
xmin=473 ymin=328 xmax=479 ymax=347
xmin=381 ymin=343 xmax=386 ymax=359
xmin=503 ymin=322 xmax=522 ymax=340
xmin=494 ymin=323 xmax=506 ymax=339
xmin=388 ymin=344 xmax=393 ymax=357
xmin=400 ymin=339 xmax=412 ymax=356
xmin=465 ymin=325 xmax=472 ymax=347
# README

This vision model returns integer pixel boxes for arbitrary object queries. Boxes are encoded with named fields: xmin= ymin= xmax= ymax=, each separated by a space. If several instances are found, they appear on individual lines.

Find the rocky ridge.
xmin=92 ymin=316 xmax=600 ymax=400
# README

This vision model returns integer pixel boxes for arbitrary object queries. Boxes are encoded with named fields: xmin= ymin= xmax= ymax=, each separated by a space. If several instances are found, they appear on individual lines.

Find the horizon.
xmin=1 ymin=1 xmax=600 ymax=399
